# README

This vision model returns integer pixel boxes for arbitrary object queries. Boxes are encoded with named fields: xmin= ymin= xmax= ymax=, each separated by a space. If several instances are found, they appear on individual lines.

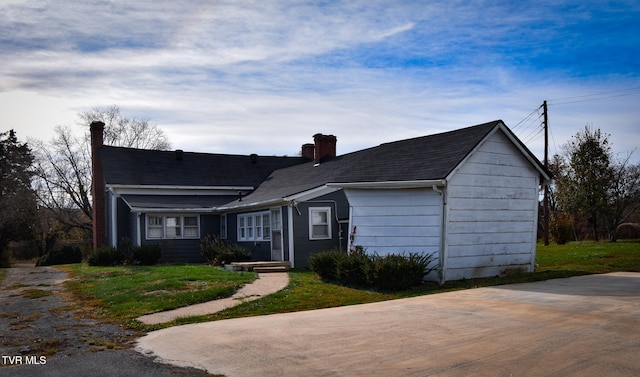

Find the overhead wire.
xmin=548 ymin=86 xmax=640 ymax=106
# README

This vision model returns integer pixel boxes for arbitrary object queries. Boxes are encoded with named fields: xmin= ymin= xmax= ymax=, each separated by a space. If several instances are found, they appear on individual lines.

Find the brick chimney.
xmin=90 ymin=121 xmax=107 ymax=249
xmin=301 ymin=143 xmax=315 ymax=160
xmin=313 ymin=133 xmax=337 ymax=162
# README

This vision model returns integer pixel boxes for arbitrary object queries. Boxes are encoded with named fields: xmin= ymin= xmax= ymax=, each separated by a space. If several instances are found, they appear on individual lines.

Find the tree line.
xmin=1 ymin=112 xmax=639 ymax=266
xmin=546 ymin=126 xmax=640 ymax=243
xmin=0 ymin=106 xmax=170 ymax=266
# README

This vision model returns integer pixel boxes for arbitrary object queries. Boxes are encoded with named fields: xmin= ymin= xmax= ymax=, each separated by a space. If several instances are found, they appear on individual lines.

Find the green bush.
xmin=373 ymin=252 xmax=435 ymax=291
xmin=132 ymin=244 xmax=162 ymax=265
xmin=200 ymin=234 xmax=251 ymax=265
xmin=308 ymin=249 xmax=344 ymax=281
xmin=336 ymin=252 xmax=373 ymax=287
xmin=88 ymin=247 xmax=125 ymax=266
xmin=310 ymin=249 xmax=434 ymax=291
xmin=36 ymin=246 xmax=82 ymax=266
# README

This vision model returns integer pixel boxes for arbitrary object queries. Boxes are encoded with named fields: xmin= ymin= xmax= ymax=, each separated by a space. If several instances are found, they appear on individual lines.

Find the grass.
xmin=61 ymin=241 xmax=639 ymax=330
xmin=18 ymin=288 xmax=53 ymax=299
xmin=60 ymin=264 xmax=256 ymax=327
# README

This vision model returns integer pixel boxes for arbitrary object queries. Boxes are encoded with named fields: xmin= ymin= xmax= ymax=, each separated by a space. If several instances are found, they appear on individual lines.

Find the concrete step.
xmin=227 ymin=261 xmax=290 ymax=272
xmin=253 ymin=266 xmax=289 ymax=273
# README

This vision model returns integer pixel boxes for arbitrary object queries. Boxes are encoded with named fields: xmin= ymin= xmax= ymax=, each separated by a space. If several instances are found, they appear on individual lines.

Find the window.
xmin=184 ymin=216 xmax=199 ymax=237
xmin=247 ymin=216 xmax=254 ymax=239
xmin=220 ymin=214 xmax=227 ymax=239
xmin=309 ymin=207 xmax=331 ymax=240
xmin=262 ymin=213 xmax=271 ymax=240
xmin=237 ymin=211 xmax=270 ymax=241
xmin=147 ymin=215 xmax=164 ymax=238
xmin=146 ymin=214 xmax=200 ymax=239
xmin=238 ymin=216 xmax=246 ymax=239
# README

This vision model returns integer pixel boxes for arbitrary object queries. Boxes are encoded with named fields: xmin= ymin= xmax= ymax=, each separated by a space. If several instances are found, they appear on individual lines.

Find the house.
xmin=91 ymin=120 xmax=550 ymax=282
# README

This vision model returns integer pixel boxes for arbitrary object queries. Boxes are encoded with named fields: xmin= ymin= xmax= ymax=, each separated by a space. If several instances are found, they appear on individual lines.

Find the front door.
xmin=270 ymin=208 xmax=283 ymax=261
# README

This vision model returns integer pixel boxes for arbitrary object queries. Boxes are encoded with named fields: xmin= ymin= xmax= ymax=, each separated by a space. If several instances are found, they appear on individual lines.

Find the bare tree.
xmin=77 ymin=105 xmax=171 ymax=150
xmin=604 ymin=152 xmax=640 ymax=241
xmin=31 ymin=126 xmax=93 ymax=232
xmin=31 ymin=107 xmax=172 ymax=242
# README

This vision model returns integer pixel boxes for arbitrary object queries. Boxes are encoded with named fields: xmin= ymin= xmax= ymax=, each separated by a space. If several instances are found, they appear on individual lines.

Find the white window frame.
xmin=309 ymin=207 xmax=332 ymax=240
xmin=237 ymin=211 xmax=270 ymax=242
xmin=146 ymin=214 xmax=200 ymax=240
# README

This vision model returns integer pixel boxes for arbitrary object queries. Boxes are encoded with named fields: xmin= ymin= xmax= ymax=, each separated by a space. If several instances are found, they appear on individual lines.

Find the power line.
xmin=548 ymin=86 xmax=640 ymax=106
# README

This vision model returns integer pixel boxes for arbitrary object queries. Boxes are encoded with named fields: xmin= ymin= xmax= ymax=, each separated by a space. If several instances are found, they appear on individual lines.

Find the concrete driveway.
xmin=137 ymin=272 xmax=640 ymax=377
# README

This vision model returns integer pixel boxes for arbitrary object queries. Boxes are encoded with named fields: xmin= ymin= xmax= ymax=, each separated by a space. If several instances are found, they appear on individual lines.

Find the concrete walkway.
xmin=137 ymin=272 xmax=640 ymax=376
xmin=137 ymin=272 xmax=289 ymax=325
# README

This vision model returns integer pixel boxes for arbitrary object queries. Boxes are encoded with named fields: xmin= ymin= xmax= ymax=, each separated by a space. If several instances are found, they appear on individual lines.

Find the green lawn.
xmin=61 ymin=264 xmax=256 ymax=326
xmin=57 ymin=241 xmax=639 ymax=330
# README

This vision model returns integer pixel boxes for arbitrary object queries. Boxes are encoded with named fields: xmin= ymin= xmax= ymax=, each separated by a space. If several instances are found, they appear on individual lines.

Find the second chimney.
xmin=313 ymin=133 xmax=337 ymax=162
xmin=301 ymin=143 xmax=315 ymax=160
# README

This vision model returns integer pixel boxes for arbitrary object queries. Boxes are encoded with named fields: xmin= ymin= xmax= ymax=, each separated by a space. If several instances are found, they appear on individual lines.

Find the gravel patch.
xmin=0 ymin=263 xmax=214 ymax=377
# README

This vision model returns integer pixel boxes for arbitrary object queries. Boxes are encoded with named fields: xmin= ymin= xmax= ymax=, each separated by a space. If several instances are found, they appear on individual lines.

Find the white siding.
xmin=445 ymin=129 xmax=540 ymax=281
xmin=344 ymin=188 xmax=441 ymax=263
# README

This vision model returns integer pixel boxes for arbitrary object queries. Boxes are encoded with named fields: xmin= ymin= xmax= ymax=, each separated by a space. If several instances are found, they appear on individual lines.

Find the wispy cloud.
xmin=1 ymin=0 xmax=639 ymax=162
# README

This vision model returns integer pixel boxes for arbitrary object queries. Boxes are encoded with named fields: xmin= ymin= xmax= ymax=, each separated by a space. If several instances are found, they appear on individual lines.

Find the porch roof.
xmin=121 ymin=195 xmax=236 ymax=211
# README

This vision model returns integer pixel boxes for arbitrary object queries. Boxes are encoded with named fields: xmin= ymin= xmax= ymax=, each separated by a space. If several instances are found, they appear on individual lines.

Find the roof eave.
xmin=327 ymin=179 xmax=447 ymax=189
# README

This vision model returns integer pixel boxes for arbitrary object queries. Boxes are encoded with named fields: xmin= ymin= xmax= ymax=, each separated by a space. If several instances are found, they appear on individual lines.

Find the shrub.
xmin=36 ymin=246 xmax=83 ymax=266
xmin=373 ymin=252 xmax=435 ymax=291
xmin=336 ymin=252 xmax=373 ymax=287
xmin=132 ymin=244 xmax=162 ymax=265
xmin=310 ymin=249 xmax=434 ymax=290
xmin=88 ymin=247 xmax=125 ymax=266
xmin=308 ymin=249 xmax=343 ymax=281
xmin=550 ymin=212 xmax=574 ymax=244
xmin=200 ymin=235 xmax=251 ymax=265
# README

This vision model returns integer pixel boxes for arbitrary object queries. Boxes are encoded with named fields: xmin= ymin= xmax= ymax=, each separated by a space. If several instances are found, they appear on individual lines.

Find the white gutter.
xmin=328 ymin=179 xmax=446 ymax=189
xmin=107 ymin=184 xmax=254 ymax=197
xmin=107 ymin=184 xmax=254 ymax=191
xmin=130 ymin=207 xmax=213 ymax=213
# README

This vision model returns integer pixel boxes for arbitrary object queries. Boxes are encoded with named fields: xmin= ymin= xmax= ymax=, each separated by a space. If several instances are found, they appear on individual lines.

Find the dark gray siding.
xmin=116 ymin=197 xmax=131 ymax=245
xmin=292 ymin=190 xmax=349 ymax=268
xmin=139 ymin=213 xmax=219 ymax=264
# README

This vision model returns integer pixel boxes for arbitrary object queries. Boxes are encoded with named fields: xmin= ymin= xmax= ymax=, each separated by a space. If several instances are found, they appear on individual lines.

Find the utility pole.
xmin=543 ymin=100 xmax=550 ymax=246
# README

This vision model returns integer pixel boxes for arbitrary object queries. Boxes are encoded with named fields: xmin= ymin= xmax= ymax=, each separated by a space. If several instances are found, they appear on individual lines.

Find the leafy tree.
xmin=0 ymin=130 xmax=37 ymax=266
xmin=556 ymin=126 xmax=612 ymax=241
xmin=31 ymin=106 xmax=171 ymax=242
xmin=553 ymin=126 xmax=639 ymax=242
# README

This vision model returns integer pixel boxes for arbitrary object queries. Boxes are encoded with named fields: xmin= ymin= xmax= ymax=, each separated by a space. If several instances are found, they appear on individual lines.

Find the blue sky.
xmin=1 ymin=0 xmax=639 ymax=163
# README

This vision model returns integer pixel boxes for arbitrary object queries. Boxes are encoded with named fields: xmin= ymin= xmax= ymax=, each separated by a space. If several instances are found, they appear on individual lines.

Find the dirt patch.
xmin=0 ymin=262 xmax=212 ymax=376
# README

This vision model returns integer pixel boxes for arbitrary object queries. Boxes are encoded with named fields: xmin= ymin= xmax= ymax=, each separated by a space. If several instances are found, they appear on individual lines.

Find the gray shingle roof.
xmin=100 ymin=120 xmax=548 ymax=211
xmin=100 ymin=147 xmax=306 ymax=187
xmin=231 ymin=120 xmax=505 ymax=206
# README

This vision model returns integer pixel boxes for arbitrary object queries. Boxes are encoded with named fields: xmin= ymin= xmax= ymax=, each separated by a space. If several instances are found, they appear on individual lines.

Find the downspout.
xmin=136 ymin=212 xmax=142 ymax=247
xmin=109 ymin=189 xmax=118 ymax=247
xmin=433 ymin=184 xmax=447 ymax=285
xmin=287 ymin=203 xmax=295 ymax=268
